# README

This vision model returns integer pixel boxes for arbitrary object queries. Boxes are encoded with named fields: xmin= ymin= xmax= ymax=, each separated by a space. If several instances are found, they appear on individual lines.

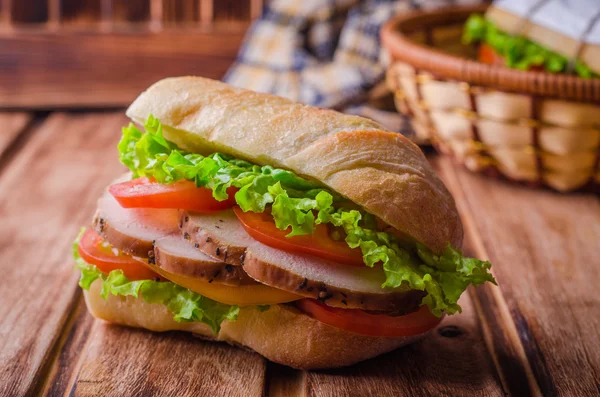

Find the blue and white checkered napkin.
xmin=224 ymin=0 xmax=482 ymax=137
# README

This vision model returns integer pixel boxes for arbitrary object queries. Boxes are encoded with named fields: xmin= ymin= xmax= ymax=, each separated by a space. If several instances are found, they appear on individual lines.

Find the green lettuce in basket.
xmin=463 ymin=14 xmax=598 ymax=79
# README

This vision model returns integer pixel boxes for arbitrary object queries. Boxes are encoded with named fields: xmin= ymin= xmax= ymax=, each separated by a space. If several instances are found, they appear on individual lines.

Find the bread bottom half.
xmin=83 ymin=280 xmax=429 ymax=369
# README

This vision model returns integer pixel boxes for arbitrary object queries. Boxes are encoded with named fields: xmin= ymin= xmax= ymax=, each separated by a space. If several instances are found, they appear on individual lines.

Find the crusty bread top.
xmin=126 ymin=77 xmax=462 ymax=252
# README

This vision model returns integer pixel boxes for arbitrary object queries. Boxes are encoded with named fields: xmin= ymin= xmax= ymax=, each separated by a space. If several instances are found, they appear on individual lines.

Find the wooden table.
xmin=0 ymin=111 xmax=598 ymax=397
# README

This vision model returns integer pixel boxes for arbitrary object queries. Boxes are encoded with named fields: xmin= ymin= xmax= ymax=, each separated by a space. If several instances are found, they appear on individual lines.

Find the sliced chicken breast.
xmin=181 ymin=210 xmax=425 ymax=313
xmin=94 ymin=189 xmax=256 ymax=286
xmin=93 ymin=190 xmax=180 ymax=257
xmin=154 ymin=236 xmax=256 ymax=286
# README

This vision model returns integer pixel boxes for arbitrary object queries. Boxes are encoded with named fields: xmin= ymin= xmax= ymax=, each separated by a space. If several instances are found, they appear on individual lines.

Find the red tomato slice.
xmin=233 ymin=207 xmax=365 ymax=266
xmin=478 ymin=43 xmax=504 ymax=66
xmin=109 ymin=177 xmax=237 ymax=212
xmin=478 ymin=44 xmax=544 ymax=71
xmin=296 ymin=299 xmax=442 ymax=337
xmin=78 ymin=228 xmax=160 ymax=280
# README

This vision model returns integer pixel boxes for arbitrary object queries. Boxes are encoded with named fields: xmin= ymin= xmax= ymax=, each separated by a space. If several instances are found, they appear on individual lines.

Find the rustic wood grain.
xmin=435 ymin=156 xmax=600 ymax=396
xmin=199 ymin=0 xmax=214 ymax=23
xmin=150 ymin=0 xmax=163 ymax=24
xmin=0 ymin=112 xmax=32 ymax=157
xmin=214 ymin=0 xmax=250 ymax=21
xmin=47 ymin=0 xmax=60 ymax=29
xmin=266 ymin=362 xmax=306 ymax=397
xmin=10 ymin=0 xmax=47 ymax=23
xmin=0 ymin=112 xmax=130 ymax=397
xmin=38 ymin=298 xmax=96 ymax=397
xmin=60 ymin=0 xmax=102 ymax=25
xmin=0 ymin=31 xmax=246 ymax=109
xmin=433 ymin=156 xmax=542 ymax=397
xmin=468 ymin=282 xmax=541 ymax=397
xmin=5 ymin=0 xmax=256 ymax=25
xmin=113 ymin=0 xmax=150 ymax=23
xmin=71 ymin=324 xmax=267 ymax=397
xmin=304 ymin=295 xmax=504 ymax=397
xmin=0 ymin=0 xmax=8 ymax=25
xmin=163 ymin=0 xmax=199 ymax=23
xmin=250 ymin=0 xmax=264 ymax=20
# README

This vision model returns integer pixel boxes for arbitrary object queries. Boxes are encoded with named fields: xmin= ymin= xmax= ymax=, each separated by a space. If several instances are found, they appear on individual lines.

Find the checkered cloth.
xmin=225 ymin=0 xmax=482 ymax=126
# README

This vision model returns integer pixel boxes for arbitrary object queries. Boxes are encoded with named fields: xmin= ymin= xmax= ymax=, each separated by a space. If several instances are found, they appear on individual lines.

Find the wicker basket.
xmin=381 ymin=5 xmax=600 ymax=192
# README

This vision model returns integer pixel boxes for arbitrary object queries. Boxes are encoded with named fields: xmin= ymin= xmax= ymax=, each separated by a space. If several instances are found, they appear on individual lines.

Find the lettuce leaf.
xmin=73 ymin=236 xmax=239 ymax=333
xmin=117 ymin=116 xmax=496 ymax=316
xmin=119 ymin=116 xmax=329 ymax=236
xmin=463 ymin=14 xmax=598 ymax=78
xmin=318 ymin=208 xmax=495 ymax=316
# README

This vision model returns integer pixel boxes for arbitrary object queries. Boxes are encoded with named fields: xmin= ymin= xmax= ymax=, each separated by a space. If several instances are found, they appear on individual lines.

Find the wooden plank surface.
xmin=0 ymin=31 xmax=246 ymax=109
xmin=304 ymin=295 xmax=503 ymax=397
xmin=59 ymin=0 xmax=102 ymax=25
xmin=434 ymin=156 xmax=600 ymax=396
xmin=3 ymin=0 xmax=255 ymax=27
xmin=0 ymin=112 xmax=129 ymax=396
xmin=10 ymin=0 xmax=48 ymax=23
xmin=71 ymin=324 xmax=267 ymax=396
xmin=40 ymin=299 xmax=96 ymax=397
xmin=0 ymin=112 xmax=32 ymax=157
xmin=162 ymin=0 xmax=200 ymax=24
xmin=113 ymin=0 xmax=150 ymax=23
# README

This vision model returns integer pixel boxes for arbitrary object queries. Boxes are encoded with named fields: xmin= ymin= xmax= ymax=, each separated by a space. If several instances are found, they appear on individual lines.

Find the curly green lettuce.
xmin=463 ymin=14 xmax=598 ymax=78
xmin=318 ymin=208 xmax=495 ymax=315
xmin=117 ymin=115 xmax=496 ymax=316
xmin=73 ymin=235 xmax=239 ymax=333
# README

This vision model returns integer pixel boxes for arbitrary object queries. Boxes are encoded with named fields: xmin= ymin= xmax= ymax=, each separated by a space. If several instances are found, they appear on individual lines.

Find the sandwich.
xmin=463 ymin=6 xmax=599 ymax=78
xmin=73 ymin=77 xmax=495 ymax=369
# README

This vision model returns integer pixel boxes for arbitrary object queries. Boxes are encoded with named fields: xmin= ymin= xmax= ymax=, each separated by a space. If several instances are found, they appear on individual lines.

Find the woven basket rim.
xmin=381 ymin=5 xmax=600 ymax=103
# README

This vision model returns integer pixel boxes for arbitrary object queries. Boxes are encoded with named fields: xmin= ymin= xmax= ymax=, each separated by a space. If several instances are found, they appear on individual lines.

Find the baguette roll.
xmin=126 ymin=77 xmax=462 ymax=253
xmin=84 ymin=280 xmax=426 ymax=369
